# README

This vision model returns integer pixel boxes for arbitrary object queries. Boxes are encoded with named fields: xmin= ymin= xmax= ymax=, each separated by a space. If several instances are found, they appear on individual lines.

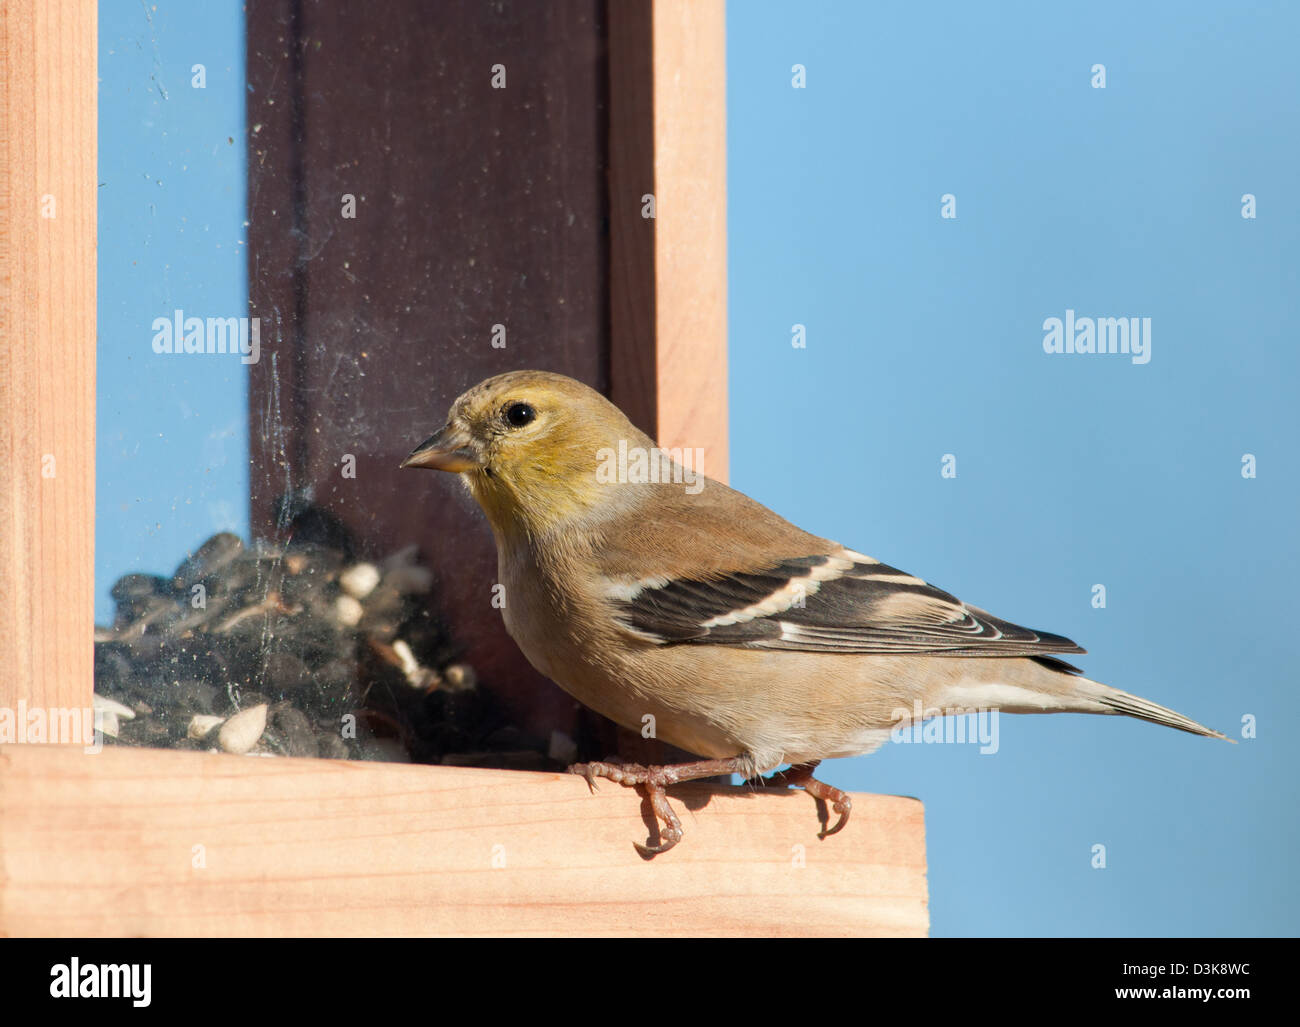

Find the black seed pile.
xmin=93 ymin=531 xmax=556 ymax=769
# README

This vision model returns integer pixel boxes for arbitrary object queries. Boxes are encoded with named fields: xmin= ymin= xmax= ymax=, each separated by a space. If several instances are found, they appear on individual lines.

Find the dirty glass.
xmin=95 ymin=1 xmax=610 ymax=766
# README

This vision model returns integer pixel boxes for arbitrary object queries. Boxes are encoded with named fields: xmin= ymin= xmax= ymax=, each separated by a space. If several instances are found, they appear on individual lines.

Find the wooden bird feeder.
xmin=0 ymin=0 xmax=928 ymax=936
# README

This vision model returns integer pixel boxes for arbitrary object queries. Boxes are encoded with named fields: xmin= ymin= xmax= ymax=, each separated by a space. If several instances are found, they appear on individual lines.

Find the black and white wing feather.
xmin=606 ymin=549 xmax=1084 ymax=658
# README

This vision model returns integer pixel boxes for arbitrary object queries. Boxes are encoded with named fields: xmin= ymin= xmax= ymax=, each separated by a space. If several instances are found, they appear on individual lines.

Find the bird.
xmin=401 ymin=370 xmax=1226 ymax=854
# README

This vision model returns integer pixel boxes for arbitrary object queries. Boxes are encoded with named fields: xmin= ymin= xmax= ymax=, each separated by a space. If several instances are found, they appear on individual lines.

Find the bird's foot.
xmin=749 ymin=760 xmax=852 ymax=839
xmin=568 ymin=756 xmax=753 ymax=856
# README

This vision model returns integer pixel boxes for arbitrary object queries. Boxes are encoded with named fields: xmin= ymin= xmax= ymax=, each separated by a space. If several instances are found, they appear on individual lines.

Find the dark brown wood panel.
xmin=606 ymin=0 xmax=657 ymax=435
xmin=247 ymin=0 xmax=612 ymax=742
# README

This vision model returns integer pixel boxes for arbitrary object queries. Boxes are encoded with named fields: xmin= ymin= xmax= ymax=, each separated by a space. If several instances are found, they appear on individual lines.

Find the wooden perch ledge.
xmin=0 ymin=745 xmax=928 ymax=937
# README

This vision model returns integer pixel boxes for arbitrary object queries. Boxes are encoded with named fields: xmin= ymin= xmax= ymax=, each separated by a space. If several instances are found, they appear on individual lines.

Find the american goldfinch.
xmin=402 ymin=370 xmax=1225 ymax=853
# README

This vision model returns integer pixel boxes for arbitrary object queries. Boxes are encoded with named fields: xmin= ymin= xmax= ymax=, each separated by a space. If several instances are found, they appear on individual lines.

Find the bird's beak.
xmin=400 ymin=424 xmax=483 ymax=472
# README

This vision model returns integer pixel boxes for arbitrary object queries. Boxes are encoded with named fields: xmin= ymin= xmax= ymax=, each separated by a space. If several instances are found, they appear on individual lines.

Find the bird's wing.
xmin=604 ymin=548 xmax=1085 ymax=657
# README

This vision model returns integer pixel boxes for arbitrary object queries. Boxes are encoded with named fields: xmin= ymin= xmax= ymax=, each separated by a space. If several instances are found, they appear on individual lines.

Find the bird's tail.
xmin=1075 ymin=678 xmax=1230 ymax=741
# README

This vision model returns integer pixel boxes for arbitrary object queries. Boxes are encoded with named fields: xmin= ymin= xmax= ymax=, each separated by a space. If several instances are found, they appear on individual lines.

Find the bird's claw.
xmin=568 ymin=761 xmax=603 ymax=793
xmin=816 ymin=793 xmax=852 ymax=839
xmin=634 ymin=823 xmax=683 ymax=858
xmin=748 ymin=760 xmax=854 ymax=841
xmin=568 ymin=756 xmax=850 ymax=852
xmin=567 ymin=756 xmax=750 ymax=855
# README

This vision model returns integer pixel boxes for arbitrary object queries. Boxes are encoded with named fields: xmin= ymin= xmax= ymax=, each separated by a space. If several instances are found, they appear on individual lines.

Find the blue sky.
xmin=727 ymin=0 xmax=1298 ymax=936
xmin=98 ymin=1 xmax=248 ymax=621
xmin=98 ymin=2 xmax=1296 ymax=936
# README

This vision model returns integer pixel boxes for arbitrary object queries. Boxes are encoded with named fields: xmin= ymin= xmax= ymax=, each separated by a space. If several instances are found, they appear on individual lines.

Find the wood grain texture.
xmin=652 ymin=0 xmax=728 ymax=481
xmin=0 ymin=0 xmax=96 ymax=713
xmin=0 ymin=744 xmax=929 ymax=937
xmin=609 ymin=0 xmax=729 ymax=482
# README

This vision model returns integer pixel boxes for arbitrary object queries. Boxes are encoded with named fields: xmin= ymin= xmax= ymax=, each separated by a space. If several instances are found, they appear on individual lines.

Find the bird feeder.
xmin=0 ymin=0 xmax=928 ymax=936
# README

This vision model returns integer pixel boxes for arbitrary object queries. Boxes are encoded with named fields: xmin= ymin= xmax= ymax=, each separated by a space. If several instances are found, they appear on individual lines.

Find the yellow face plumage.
xmin=402 ymin=370 xmax=648 ymax=539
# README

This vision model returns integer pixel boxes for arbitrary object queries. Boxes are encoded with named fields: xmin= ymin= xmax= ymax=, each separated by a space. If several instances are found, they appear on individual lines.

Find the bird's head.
xmin=401 ymin=370 xmax=654 ymax=539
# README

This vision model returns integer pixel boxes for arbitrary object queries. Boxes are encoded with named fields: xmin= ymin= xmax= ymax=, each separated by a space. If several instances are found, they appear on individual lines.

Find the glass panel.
xmin=96 ymin=1 xmax=610 ymax=767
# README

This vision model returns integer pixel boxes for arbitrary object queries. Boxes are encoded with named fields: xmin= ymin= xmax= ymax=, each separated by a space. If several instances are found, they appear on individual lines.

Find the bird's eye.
xmin=503 ymin=402 xmax=536 ymax=428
